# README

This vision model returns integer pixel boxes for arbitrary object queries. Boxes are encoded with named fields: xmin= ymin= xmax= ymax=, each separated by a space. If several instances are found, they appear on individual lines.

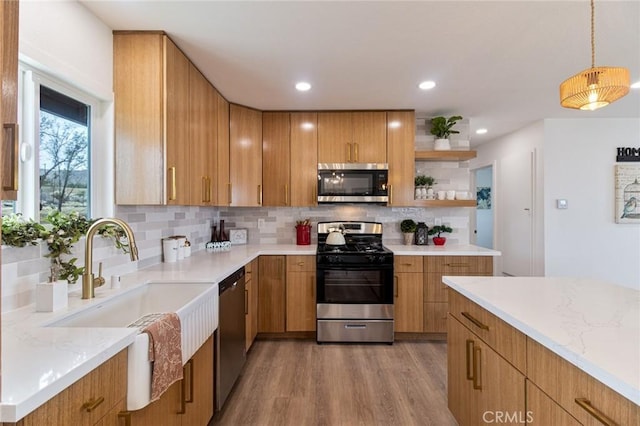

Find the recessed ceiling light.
xmin=295 ymin=82 xmax=311 ymax=91
xmin=476 ymin=128 xmax=488 ymax=135
xmin=631 ymin=81 xmax=640 ymax=89
xmin=418 ymin=81 xmax=436 ymax=90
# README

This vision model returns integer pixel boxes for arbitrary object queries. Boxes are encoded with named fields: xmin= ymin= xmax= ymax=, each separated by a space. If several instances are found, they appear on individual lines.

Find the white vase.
xmin=36 ymin=280 xmax=68 ymax=312
xmin=434 ymin=138 xmax=451 ymax=151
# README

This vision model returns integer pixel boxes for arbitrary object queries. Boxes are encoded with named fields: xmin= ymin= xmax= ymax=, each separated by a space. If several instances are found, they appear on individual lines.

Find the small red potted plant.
xmin=429 ymin=225 xmax=452 ymax=246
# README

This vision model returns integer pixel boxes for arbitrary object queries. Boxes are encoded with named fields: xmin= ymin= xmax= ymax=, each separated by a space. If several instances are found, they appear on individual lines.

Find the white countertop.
xmin=442 ymin=276 xmax=640 ymax=405
xmin=386 ymin=244 xmax=500 ymax=256
xmin=0 ymin=242 xmax=495 ymax=422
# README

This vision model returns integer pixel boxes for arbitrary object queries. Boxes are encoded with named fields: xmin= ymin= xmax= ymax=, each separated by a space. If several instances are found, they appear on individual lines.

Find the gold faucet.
xmin=82 ymin=218 xmax=139 ymax=299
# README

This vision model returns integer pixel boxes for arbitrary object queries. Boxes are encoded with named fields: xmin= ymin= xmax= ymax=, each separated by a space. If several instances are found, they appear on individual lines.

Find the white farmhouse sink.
xmin=46 ymin=282 xmax=219 ymax=411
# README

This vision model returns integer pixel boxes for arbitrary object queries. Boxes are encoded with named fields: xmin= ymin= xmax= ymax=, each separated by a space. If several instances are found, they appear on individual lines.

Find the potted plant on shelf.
xmin=414 ymin=176 xmax=436 ymax=199
xmin=400 ymin=219 xmax=417 ymax=245
xmin=430 ymin=115 xmax=463 ymax=151
xmin=429 ymin=225 xmax=453 ymax=246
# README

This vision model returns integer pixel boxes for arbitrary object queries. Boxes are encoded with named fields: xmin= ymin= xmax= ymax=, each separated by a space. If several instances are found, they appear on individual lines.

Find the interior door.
xmin=500 ymin=151 xmax=533 ymax=276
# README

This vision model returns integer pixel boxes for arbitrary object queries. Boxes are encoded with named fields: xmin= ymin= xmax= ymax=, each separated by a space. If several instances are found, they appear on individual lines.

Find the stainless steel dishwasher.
xmin=215 ymin=267 xmax=246 ymax=411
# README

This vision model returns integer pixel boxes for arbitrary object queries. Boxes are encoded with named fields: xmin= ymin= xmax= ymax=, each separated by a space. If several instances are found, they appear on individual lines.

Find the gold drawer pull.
xmin=445 ymin=263 xmax=470 ymax=267
xmin=461 ymin=311 xmax=489 ymax=330
xmin=82 ymin=396 xmax=105 ymax=412
xmin=168 ymin=167 xmax=177 ymax=201
xmin=472 ymin=346 xmax=482 ymax=390
xmin=297 ymin=261 xmax=305 ymax=266
xmin=118 ymin=411 xmax=132 ymax=426
xmin=575 ymin=398 xmax=618 ymax=426
xmin=466 ymin=339 xmax=474 ymax=380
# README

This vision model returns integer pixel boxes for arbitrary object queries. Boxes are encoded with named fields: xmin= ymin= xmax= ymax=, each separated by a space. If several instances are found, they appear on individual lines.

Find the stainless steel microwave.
xmin=317 ymin=163 xmax=388 ymax=204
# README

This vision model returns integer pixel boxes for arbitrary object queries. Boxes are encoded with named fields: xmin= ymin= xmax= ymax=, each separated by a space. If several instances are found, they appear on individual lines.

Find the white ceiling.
xmin=80 ymin=0 xmax=640 ymax=144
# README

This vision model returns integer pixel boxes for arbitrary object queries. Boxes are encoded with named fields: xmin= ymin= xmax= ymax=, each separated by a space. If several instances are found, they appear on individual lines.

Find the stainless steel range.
xmin=316 ymin=221 xmax=394 ymax=343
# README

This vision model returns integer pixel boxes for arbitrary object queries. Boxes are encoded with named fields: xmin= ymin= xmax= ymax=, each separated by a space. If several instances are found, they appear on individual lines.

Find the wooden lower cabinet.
xmin=447 ymin=315 xmax=526 ymax=425
xmin=285 ymin=255 xmax=316 ymax=332
xmin=127 ymin=335 xmax=214 ymax=426
xmin=245 ymin=258 xmax=259 ymax=350
xmin=258 ymin=256 xmax=286 ymax=333
xmin=526 ymin=380 xmax=579 ymax=426
xmin=394 ymin=256 xmax=423 ymax=333
xmin=423 ymin=301 xmax=447 ymax=333
xmin=527 ymin=337 xmax=639 ymax=426
xmin=6 ymin=350 xmax=127 ymax=426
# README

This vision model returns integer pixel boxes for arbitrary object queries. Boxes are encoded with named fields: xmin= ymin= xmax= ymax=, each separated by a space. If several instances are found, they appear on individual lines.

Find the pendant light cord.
xmin=591 ymin=0 xmax=596 ymax=68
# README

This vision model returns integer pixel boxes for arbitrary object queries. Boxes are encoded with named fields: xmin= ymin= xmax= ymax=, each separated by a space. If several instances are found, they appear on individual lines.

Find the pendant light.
xmin=559 ymin=0 xmax=630 ymax=110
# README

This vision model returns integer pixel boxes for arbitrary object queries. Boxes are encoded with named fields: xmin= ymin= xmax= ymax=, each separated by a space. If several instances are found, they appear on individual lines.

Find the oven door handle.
xmin=317 ymin=265 xmax=393 ymax=272
xmin=344 ymin=324 xmax=367 ymax=329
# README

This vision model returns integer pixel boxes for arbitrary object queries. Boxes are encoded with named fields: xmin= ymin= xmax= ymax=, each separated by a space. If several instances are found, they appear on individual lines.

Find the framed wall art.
xmin=615 ymin=164 xmax=640 ymax=223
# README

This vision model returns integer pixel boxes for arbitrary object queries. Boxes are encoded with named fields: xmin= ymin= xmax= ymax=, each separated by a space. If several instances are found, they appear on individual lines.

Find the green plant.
xmin=1 ymin=210 xmax=130 ymax=283
xmin=400 ymin=219 xmax=417 ymax=233
xmin=430 ymin=116 xmax=463 ymax=139
xmin=1 ymin=214 xmax=46 ymax=247
xmin=428 ymin=225 xmax=453 ymax=237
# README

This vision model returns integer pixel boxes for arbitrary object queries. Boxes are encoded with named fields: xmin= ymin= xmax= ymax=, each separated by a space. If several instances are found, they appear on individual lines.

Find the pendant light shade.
xmin=559 ymin=0 xmax=630 ymax=110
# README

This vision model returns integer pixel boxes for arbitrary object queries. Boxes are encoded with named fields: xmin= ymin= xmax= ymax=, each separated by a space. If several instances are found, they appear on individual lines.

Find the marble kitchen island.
xmin=444 ymin=275 xmax=639 ymax=425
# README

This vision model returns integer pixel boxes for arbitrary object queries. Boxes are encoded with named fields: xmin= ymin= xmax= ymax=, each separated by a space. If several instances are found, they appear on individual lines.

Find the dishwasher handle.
xmin=219 ymin=267 xmax=246 ymax=294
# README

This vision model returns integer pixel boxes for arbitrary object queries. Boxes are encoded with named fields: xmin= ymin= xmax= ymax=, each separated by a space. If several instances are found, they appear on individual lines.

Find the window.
xmin=39 ymin=86 xmax=90 ymax=216
xmin=6 ymin=65 xmax=107 ymax=221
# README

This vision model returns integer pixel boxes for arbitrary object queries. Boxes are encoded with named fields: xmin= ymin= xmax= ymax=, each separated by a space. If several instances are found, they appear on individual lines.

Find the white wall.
xmin=544 ymin=118 xmax=640 ymax=289
xmin=19 ymin=0 xmax=113 ymax=100
xmin=472 ymin=121 xmax=545 ymax=276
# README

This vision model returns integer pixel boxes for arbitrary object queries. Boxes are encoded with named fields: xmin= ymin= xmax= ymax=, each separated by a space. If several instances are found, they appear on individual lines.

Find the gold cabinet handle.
xmin=445 ymin=263 xmax=470 ymax=268
xmin=245 ymin=287 xmax=249 ymax=315
xmin=297 ymin=261 xmax=305 ymax=266
xmin=168 ymin=166 xmax=177 ymax=201
xmin=3 ymin=123 xmax=19 ymax=191
xmin=354 ymin=142 xmax=359 ymax=162
xmin=346 ymin=143 xmax=352 ymax=162
xmin=118 ymin=411 xmax=132 ymax=426
xmin=284 ymin=184 xmax=289 ymax=206
xmin=82 ymin=396 xmax=105 ymax=412
xmin=575 ymin=398 xmax=618 ymax=426
xmin=178 ymin=372 xmax=187 ymax=414
xmin=202 ymin=176 xmax=207 ymax=203
xmin=310 ymin=274 xmax=315 ymax=299
xmin=258 ymin=184 xmax=262 ymax=205
xmin=186 ymin=359 xmax=194 ymax=403
xmin=388 ymin=184 xmax=393 ymax=205
xmin=472 ymin=346 xmax=482 ymax=390
xmin=466 ymin=339 xmax=475 ymax=380
xmin=461 ymin=311 xmax=490 ymax=330
xmin=228 ymin=182 xmax=232 ymax=205
xmin=394 ymin=275 xmax=399 ymax=297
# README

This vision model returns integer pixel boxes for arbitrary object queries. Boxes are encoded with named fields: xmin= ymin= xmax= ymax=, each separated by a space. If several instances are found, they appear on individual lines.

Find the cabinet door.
xmin=258 ymin=256 xmax=285 ymax=332
xmin=245 ymin=273 xmax=253 ymax=351
xmin=423 ymin=301 xmax=448 ymax=333
xmin=387 ymin=111 xmax=415 ymax=206
xmin=189 ymin=64 xmax=216 ymax=206
xmin=1 ymin=0 xmax=19 ymax=200
xmin=290 ymin=112 xmax=318 ymax=206
xmin=94 ymin=398 xmax=126 ymax=426
xmin=262 ymin=112 xmax=290 ymax=206
xmin=182 ymin=336 xmax=215 ymax=426
xmin=526 ymin=380 xmax=580 ymax=426
xmin=245 ymin=259 xmax=260 ymax=351
xmin=394 ymin=272 xmax=423 ymax=332
xmin=317 ymin=112 xmax=351 ymax=163
xmin=286 ymin=271 xmax=316 ymax=332
xmin=127 ymin=378 xmax=182 ymax=426
xmin=229 ymin=104 xmax=262 ymax=206
xmin=164 ymin=37 xmax=191 ymax=205
xmin=215 ymin=92 xmax=230 ymax=205
xmin=114 ymin=32 xmax=165 ymax=205
xmin=447 ymin=314 xmax=476 ymax=426
xmin=351 ymin=111 xmax=387 ymax=163
xmin=250 ymin=258 xmax=260 ymax=341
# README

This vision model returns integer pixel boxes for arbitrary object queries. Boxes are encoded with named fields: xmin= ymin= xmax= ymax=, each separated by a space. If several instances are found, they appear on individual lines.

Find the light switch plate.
xmin=229 ymin=229 xmax=247 ymax=245
xmin=556 ymin=199 xmax=568 ymax=209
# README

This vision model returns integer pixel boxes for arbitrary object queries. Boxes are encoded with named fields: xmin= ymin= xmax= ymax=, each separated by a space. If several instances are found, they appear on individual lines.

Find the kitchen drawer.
xmin=425 ymin=256 xmax=492 ymax=274
xmin=394 ymin=256 xmax=423 ymax=273
xmin=526 ymin=380 xmax=580 ymax=426
xmin=423 ymin=302 xmax=447 ymax=333
xmin=527 ymin=338 xmax=639 ymax=426
xmin=286 ymin=255 xmax=316 ymax=272
xmin=449 ymin=291 xmax=526 ymax=373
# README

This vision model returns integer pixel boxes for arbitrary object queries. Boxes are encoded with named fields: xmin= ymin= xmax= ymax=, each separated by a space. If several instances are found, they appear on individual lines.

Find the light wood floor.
xmin=212 ymin=339 xmax=458 ymax=426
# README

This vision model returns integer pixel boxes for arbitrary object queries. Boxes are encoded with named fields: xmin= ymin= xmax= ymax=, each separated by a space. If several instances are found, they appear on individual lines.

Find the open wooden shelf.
xmin=415 ymin=150 xmax=477 ymax=161
xmin=413 ymin=199 xmax=477 ymax=207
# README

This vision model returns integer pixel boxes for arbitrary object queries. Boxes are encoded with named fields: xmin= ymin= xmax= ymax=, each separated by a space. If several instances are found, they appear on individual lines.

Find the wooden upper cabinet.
xmin=262 ymin=112 xmax=290 ymax=206
xmin=387 ymin=110 xmax=415 ymax=206
xmin=215 ymin=92 xmax=231 ymax=206
xmin=317 ymin=111 xmax=387 ymax=163
xmin=229 ymin=104 xmax=262 ymax=206
xmin=2 ymin=0 xmax=19 ymax=200
xmin=290 ymin=112 xmax=318 ymax=207
xmin=189 ymin=64 xmax=217 ymax=206
xmin=114 ymin=32 xmax=190 ymax=205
